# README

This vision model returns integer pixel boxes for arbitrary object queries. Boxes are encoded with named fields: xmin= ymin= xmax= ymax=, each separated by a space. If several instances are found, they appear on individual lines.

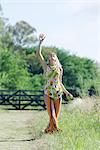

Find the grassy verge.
xmin=29 ymin=98 xmax=100 ymax=150
xmin=0 ymin=97 xmax=99 ymax=150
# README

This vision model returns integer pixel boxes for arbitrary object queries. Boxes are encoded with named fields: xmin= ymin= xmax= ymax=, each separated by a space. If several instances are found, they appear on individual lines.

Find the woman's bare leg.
xmin=45 ymin=94 xmax=54 ymax=132
xmin=54 ymin=99 xmax=61 ymax=120
xmin=50 ymin=100 xmax=58 ymax=129
xmin=45 ymin=94 xmax=57 ymax=133
xmin=54 ymin=99 xmax=62 ymax=130
xmin=44 ymin=95 xmax=50 ymax=129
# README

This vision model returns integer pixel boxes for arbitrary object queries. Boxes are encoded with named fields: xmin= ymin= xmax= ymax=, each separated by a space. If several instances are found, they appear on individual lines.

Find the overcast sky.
xmin=0 ymin=0 xmax=100 ymax=62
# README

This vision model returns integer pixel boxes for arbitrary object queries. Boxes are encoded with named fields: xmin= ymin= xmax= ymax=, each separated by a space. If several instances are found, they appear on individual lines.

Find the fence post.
xmin=18 ymin=90 xmax=21 ymax=110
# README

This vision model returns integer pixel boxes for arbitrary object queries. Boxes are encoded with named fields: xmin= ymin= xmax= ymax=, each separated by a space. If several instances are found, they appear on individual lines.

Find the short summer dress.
xmin=44 ymin=65 xmax=63 ymax=101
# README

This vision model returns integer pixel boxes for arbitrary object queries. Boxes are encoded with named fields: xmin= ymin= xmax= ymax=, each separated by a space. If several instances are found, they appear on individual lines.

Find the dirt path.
xmin=0 ymin=110 xmax=47 ymax=150
xmin=0 ymin=98 xmax=99 ymax=150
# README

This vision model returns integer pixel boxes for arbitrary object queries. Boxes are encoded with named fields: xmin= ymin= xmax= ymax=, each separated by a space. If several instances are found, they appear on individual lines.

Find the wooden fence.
xmin=0 ymin=90 xmax=45 ymax=110
xmin=0 ymin=90 xmax=68 ymax=110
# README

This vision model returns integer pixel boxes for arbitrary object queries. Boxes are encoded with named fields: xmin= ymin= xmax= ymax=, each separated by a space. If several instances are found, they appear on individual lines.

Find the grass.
xmin=0 ymin=97 xmax=100 ymax=150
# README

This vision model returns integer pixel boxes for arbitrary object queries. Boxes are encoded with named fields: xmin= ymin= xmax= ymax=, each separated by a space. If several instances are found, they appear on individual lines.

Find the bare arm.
xmin=59 ymin=68 xmax=69 ymax=94
xmin=61 ymin=83 xmax=71 ymax=95
xmin=61 ymin=83 xmax=73 ymax=99
xmin=36 ymin=34 xmax=47 ymax=72
xmin=59 ymin=68 xmax=73 ymax=99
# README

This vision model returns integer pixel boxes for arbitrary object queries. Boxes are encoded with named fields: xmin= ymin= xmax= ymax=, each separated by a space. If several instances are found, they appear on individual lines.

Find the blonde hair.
xmin=49 ymin=52 xmax=63 ymax=74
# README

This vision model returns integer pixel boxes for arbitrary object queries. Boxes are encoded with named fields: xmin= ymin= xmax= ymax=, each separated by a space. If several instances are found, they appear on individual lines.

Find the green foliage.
xmin=30 ymin=74 xmax=45 ymax=90
xmin=0 ymin=47 xmax=31 ymax=90
xmin=0 ymin=6 xmax=99 ymax=95
xmin=56 ymin=49 xmax=99 ymax=95
xmin=35 ymin=46 xmax=99 ymax=96
xmin=26 ymin=52 xmax=43 ymax=75
xmin=8 ymin=21 xmax=37 ymax=48
xmin=23 ymin=46 xmax=100 ymax=96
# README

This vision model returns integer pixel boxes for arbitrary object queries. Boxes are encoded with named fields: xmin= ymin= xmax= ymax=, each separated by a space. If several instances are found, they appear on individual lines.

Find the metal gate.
xmin=0 ymin=90 xmax=45 ymax=110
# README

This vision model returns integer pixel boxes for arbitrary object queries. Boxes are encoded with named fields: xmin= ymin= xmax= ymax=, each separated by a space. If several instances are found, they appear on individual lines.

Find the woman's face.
xmin=49 ymin=53 xmax=56 ymax=65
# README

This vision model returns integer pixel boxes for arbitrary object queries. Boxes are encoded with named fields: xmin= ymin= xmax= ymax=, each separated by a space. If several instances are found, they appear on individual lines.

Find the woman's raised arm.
xmin=36 ymin=34 xmax=47 ymax=72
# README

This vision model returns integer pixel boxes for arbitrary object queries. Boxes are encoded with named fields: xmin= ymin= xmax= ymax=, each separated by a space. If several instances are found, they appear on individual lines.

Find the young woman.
xmin=36 ymin=34 xmax=73 ymax=133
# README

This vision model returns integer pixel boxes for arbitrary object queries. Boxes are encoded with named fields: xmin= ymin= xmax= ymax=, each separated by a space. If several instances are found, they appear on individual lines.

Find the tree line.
xmin=0 ymin=5 xmax=100 ymax=96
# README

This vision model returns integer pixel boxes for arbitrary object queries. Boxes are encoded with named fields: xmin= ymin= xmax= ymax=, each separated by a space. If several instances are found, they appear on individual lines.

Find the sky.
xmin=0 ymin=0 xmax=100 ymax=62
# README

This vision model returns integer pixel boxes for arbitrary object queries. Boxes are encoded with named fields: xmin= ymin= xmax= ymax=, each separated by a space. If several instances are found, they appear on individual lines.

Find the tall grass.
xmin=30 ymin=98 xmax=100 ymax=150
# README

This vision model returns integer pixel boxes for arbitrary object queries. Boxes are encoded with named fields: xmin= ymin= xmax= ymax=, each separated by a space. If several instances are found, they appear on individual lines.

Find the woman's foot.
xmin=44 ymin=128 xmax=50 ymax=133
xmin=44 ymin=123 xmax=50 ymax=133
xmin=53 ymin=127 xmax=63 ymax=133
xmin=44 ymin=128 xmax=54 ymax=134
xmin=56 ymin=128 xmax=63 ymax=132
xmin=44 ymin=124 xmax=55 ymax=133
xmin=44 ymin=127 xmax=62 ymax=134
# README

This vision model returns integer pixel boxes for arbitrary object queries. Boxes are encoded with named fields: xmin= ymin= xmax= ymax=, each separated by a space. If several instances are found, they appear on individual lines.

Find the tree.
xmin=0 ymin=17 xmax=37 ymax=50
xmin=9 ymin=21 xmax=37 ymax=48
xmin=43 ymin=47 xmax=99 ymax=96
xmin=0 ymin=4 xmax=99 ymax=95
xmin=0 ymin=47 xmax=32 ymax=90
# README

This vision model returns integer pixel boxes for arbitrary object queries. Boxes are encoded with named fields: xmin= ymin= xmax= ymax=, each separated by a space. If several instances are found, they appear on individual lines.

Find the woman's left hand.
xmin=66 ymin=92 xmax=74 ymax=100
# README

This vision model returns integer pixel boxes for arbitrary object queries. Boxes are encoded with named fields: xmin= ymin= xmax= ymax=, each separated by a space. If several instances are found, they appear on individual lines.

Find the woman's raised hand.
xmin=39 ymin=34 xmax=45 ymax=42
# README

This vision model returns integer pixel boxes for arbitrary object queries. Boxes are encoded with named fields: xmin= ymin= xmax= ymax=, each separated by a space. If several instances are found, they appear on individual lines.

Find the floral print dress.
xmin=44 ymin=65 xmax=63 ymax=101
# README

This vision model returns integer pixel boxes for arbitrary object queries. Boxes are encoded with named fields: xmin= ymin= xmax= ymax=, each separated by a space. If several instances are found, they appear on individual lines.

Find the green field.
xmin=0 ymin=97 xmax=99 ymax=150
